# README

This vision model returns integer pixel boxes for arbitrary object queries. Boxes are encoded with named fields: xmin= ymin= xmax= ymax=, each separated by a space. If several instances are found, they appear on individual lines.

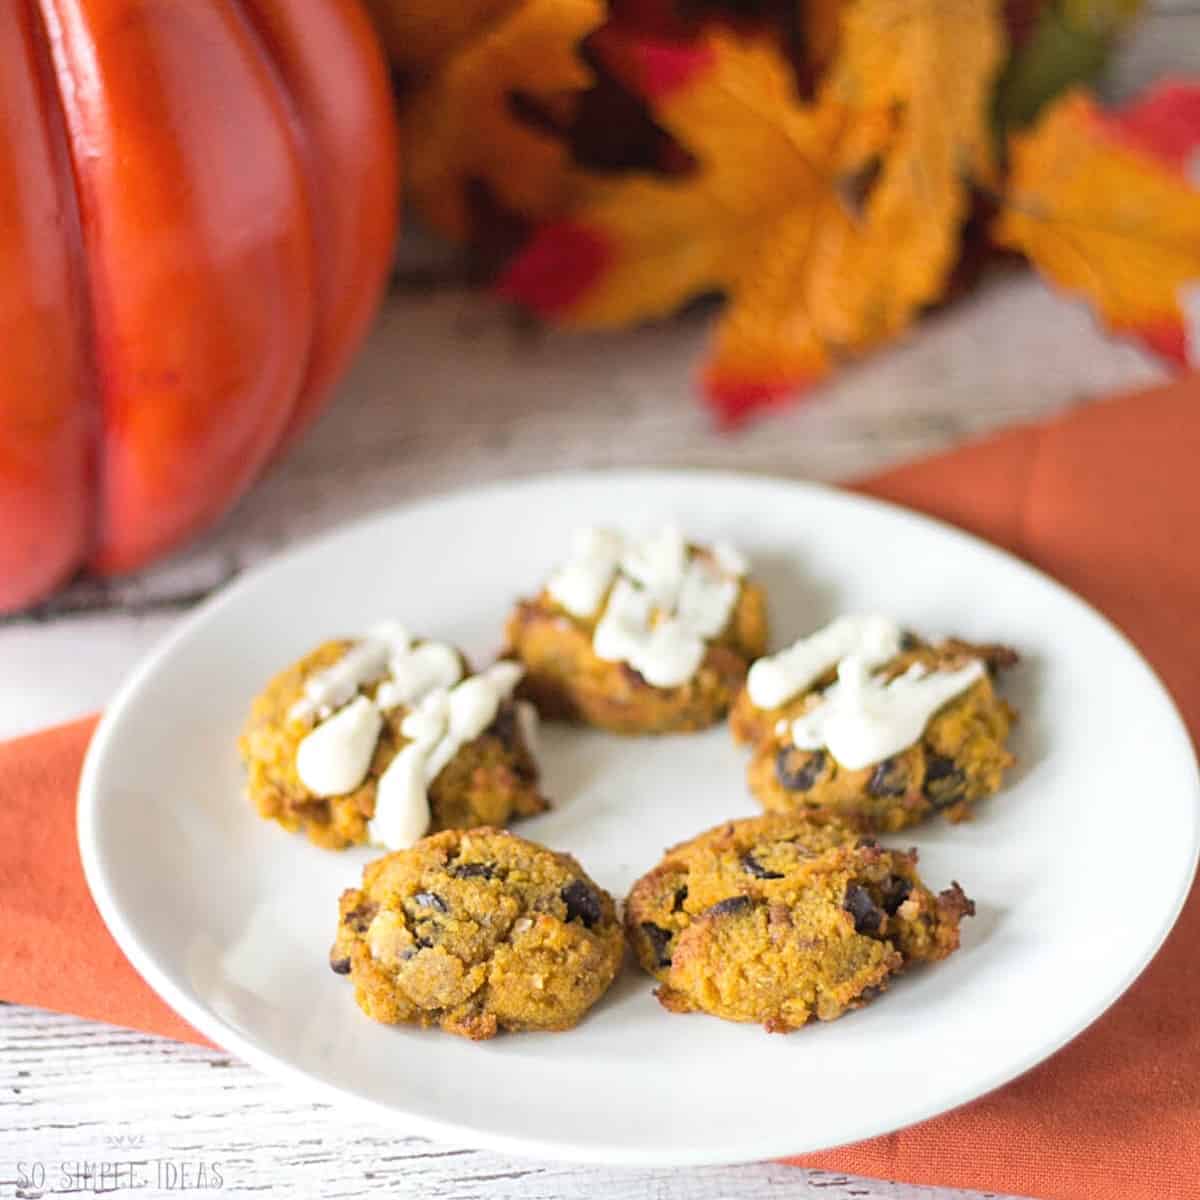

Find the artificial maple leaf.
xmin=404 ymin=0 xmax=605 ymax=241
xmin=994 ymin=0 xmax=1146 ymax=128
xmin=520 ymin=29 xmax=699 ymax=177
xmin=499 ymin=1 xmax=1005 ymax=423
xmin=608 ymin=1 xmax=843 ymax=67
xmin=364 ymin=0 xmax=522 ymax=77
xmin=802 ymin=0 xmax=846 ymax=80
xmin=993 ymin=81 xmax=1200 ymax=369
xmin=608 ymin=0 xmax=839 ymax=95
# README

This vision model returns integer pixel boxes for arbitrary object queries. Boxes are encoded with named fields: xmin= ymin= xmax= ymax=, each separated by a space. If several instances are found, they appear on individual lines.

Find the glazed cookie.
xmin=504 ymin=526 xmax=768 ymax=734
xmin=625 ymin=813 xmax=973 ymax=1032
xmin=331 ymin=827 xmax=625 ymax=1039
xmin=732 ymin=617 xmax=1017 ymax=830
xmin=239 ymin=625 xmax=546 ymax=850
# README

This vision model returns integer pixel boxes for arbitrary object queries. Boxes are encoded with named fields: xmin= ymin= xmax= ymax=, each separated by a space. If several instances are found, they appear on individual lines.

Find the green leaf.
xmin=995 ymin=0 xmax=1145 ymax=131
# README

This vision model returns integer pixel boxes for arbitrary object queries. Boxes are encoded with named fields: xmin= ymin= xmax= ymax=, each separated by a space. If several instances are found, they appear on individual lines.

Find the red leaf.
xmin=495 ymin=222 xmax=613 ymax=316
xmin=1100 ymin=78 xmax=1200 ymax=175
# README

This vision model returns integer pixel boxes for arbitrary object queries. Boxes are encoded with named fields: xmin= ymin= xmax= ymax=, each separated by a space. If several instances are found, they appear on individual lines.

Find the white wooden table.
xmin=3 ymin=10 xmax=1198 ymax=1196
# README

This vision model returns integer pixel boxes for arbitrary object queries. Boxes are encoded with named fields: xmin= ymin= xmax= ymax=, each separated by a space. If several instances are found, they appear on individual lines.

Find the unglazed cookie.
xmin=504 ymin=526 xmax=767 ymax=734
xmin=732 ymin=622 xmax=1017 ymax=830
xmin=331 ymin=828 xmax=625 ymax=1039
xmin=239 ymin=628 xmax=546 ymax=850
xmin=625 ymin=813 xmax=973 ymax=1032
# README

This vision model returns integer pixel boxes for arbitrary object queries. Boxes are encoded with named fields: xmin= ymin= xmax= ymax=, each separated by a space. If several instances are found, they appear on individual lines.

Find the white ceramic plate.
xmin=79 ymin=470 xmax=1199 ymax=1166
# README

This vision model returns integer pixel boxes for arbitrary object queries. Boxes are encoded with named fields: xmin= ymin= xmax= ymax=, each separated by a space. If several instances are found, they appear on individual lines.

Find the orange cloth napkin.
xmin=2 ymin=375 xmax=1199 ymax=1198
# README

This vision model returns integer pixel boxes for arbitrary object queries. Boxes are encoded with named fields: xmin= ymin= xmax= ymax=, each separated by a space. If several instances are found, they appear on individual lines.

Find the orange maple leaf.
xmin=364 ymin=0 xmax=523 ymax=76
xmin=403 ymin=0 xmax=604 ymax=241
xmin=498 ymin=1 xmax=1005 ymax=423
xmin=994 ymin=81 xmax=1200 ymax=369
xmin=803 ymin=0 xmax=846 ymax=78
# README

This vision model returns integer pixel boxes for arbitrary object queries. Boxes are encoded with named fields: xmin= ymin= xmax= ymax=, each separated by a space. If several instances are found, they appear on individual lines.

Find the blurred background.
xmin=1 ymin=0 xmax=1197 ymax=736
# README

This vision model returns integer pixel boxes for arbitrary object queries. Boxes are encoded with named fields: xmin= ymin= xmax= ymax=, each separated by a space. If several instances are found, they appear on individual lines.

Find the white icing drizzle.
xmin=376 ymin=641 xmax=463 ymax=711
xmin=747 ymin=614 xmax=904 ymax=710
xmin=592 ymin=577 xmax=652 ymax=662
xmin=620 ymin=525 xmax=688 ymax=610
xmin=546 ymin=527 xmax=624 ymax=618
xmin=713 ymin=541 xmax=749 ymax=576
xmin=366 ymin=743 xmax=430 ymax=852
xmin=593 ymin=578 xmax=705 ymax=688
xmin=288 ymin=626 xmax=524 ymax=849
xmin=676 ymin=556 xmax=741 ymax=638
xmin=287 ymin=638 xmax=389 ymax=724
xmin=552 ymin=525 xmax=748 ymax=689
xmin=367 ymin=660 xmax=525 ymax=851
xmin=366 ymin=620 xmax=413 ymax=651
xmin=295 ymin=695 xmax=383 ymax=796
xmin=788 ymin=654 xmax=985 ymax=770
xmin=285 ymin=622 xmax=413 ymax=724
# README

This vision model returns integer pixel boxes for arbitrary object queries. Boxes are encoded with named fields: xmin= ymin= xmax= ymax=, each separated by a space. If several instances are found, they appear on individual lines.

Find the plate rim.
xmin=77 ymin=466 xmax=1200 ymax=1166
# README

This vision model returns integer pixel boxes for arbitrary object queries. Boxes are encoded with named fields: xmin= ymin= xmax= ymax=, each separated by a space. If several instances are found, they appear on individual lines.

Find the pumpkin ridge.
xmin=231 ymin=0 xmax=401 ymax=449
xmin=0 ymin=0 xmax=96 ymax=608
xmin=26 ymin=0 xmax=102 ymax=564
xmin=218 ymin=0 xmax=318 ymax=445
xmin=38 ymin=0 xmax=317 ymax=576
xmin=0 ymin=0 xmax=399 ymax=610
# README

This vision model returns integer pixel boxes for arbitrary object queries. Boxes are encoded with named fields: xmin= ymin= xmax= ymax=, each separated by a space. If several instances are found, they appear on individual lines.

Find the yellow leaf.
xmin=994 ymin=84 xmax=1200 ymax=368
xmin=830 ymin=0 xmax=998 ymax=186
xmin=500 ymin=2 xmax=1005 ymax=421
xmin=405 ymin=0 xmax=604 ymax=240
xmin=802 ymin=0 xmax=847 ymax=78
xmin=364 ymin=0 xmax=522 ymax=76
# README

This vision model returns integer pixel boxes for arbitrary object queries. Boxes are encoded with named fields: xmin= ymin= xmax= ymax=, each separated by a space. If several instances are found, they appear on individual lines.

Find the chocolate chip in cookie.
xmin=332 ymin=828 xmax=624 ymax=1039
xmin=776 ymin=747 xmax=827 ymax=792
xmin=704 ymin=894 xmax=753 ymax=918
xmin=561 ymin=879 xmax=603 ymax=928
xmin=843 ymin=884 xmax=884 ymax=935
xmin=626 ymin=812 xmax=972 ymax=1032
xmin=741 ymin=851 xmax=784 ymax=879
xmin=867 ymin=757 xmax=909 ymax=798
xmin=640 ymin=922 xmax=674 ymax=968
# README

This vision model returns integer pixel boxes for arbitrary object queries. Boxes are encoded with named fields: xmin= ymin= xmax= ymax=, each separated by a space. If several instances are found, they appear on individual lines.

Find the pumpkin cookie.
xmin=732 ymin=618 xmax=1017 ymax=830
xmin=239 ymin=625 xmax=546 ymax=850
xmin=504 ymin=526 xmax=767 ymax=734
xmin=626 ymin=813 xmax=973 ymax=1032
xmin=331 ymin=827 xmax=625 ymax=1039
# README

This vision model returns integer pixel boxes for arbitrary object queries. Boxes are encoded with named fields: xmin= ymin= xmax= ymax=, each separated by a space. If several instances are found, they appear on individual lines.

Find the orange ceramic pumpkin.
xmin=0 ymin=0 xmax=399 ymax=612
